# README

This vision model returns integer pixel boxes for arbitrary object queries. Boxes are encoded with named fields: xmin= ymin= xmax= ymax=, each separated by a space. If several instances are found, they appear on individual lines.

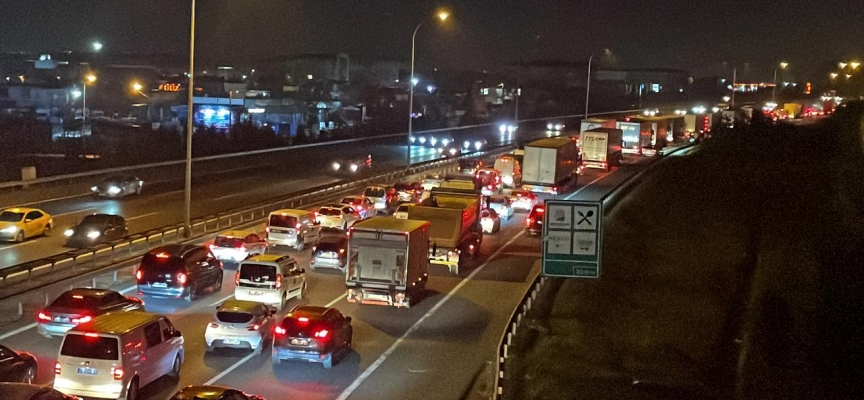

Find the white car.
xmin=340 ymin=196 xmax=374 ymax=219
xmin=509 ymin=190 xmax=538 ymax=212
xmin=316 ymin=205 xmax=360 ymax=230
xmin=421 ymin=175 xmax=443 ymax=191
xmin=488 ymin=195 xmax=514 ymax=220
xmin=393 ymin=204 xmax=413 ymax=220
xmin=205 ymin=299 xmax=275 ymax=355
xmin=480 ymin=208 xmax=501 ymax=234
xmin=209 ymin=230 xmax=268 ymax=262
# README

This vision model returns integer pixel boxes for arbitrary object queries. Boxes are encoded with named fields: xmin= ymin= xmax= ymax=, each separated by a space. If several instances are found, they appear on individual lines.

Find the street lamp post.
xmin=406 ymin=11 xmax=449 ymax=167
xmin=772 ymin=62 xmax=788 ymax=102
xmin=584 ymin=54 xmax=593 ymax=118
xmin=184 ymin=0 xmax=196 ymax=237
xmin=82 ymin=74 xmax=96 ymax=135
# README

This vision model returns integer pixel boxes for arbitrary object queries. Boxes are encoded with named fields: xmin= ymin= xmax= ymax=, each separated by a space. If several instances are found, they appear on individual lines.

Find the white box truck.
xmin=580 ymin=128 xmax=623 ymax=171
xmin=521 ymin=137 xmax=580 ymax=195
xmin=345 ymin=217 xmax=430 ymax=308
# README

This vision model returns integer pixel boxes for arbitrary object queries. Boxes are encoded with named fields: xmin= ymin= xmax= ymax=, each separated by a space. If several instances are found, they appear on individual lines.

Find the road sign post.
xmin=541 ymin=199 xmax=603 ymax=278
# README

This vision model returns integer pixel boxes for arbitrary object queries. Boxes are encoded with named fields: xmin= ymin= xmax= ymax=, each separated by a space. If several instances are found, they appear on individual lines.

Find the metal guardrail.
xmin=492 ymin=142 xmax=697 ymax=399
xmin=0 ymin=146 xmax=515 ymax=299
xmin=0 ymin=107 xmax=661 ymax=191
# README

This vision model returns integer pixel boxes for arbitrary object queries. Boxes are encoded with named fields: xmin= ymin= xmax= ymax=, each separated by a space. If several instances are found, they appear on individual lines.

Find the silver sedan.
xmin=91 ymin=175 xmax=143 ymax=198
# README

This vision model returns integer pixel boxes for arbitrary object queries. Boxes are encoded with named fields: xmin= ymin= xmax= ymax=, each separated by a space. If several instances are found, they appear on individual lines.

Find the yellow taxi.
xmin=0 ymin=207 xmax=53 ymax=242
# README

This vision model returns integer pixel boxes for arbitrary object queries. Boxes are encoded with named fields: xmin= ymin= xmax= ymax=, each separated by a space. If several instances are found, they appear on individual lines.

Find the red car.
xmin=525 ymin=204 xmax=545 ymax=236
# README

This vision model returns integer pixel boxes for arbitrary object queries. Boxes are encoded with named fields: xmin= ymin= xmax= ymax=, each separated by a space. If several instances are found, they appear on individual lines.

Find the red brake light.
xmin=314 ymin=329 xmax=330 ymax=338
xmin=274 ymin=326 xmax=287 ymax=335
xmin=248 ymin=324 xmax=261 ymax=331
xmin=155 ymin=252 xmax=170 ymax=259
xmin=38 ymin=312 xmax=51 ymax=321
xmin=135 ymin=269 xmax=143 ymax=280
xmin=111 ymin=366 xmax=124 ymax=380
xmin=276 ymin=274 xmax=282 ymax=290
xmin=177 ymin=272 xmax=188 ymax=285
xmin=297 ymin=317 xmax=309 ymax=322
xmin=54 ymin=362 xmax=61 ymax=375
xmin=72 ymin=315 xmax=92 ymax=324
xmin=84 ymin=332 xmax=99 ymax=338
xmin=537 ymin=208 xmax=545 ymax=213
xmin=234 ymin=271 xmax=240 ymax=286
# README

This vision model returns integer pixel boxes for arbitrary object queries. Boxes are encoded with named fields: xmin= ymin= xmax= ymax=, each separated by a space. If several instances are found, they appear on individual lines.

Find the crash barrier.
xmin=0 ymin=107 xmax=658 ymax=191
xmin=0 ymin=146 xmax=517 ymax=302
xmin=492 ymin=143 xmax=697 ymax=399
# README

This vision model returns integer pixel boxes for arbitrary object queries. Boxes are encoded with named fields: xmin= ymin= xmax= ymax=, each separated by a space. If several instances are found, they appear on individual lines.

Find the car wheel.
xmin=214 ymin=273 xmax=223 ymax=291
xmin=126 ymin=378 xmax=139 ymax=400
xmin=279 ymin=293 xmax=287 ymax=310
xmin=42 ymin=224 xmax=51 ymax=236
xmin=186 ymin=287 xmax=198 ymax=302
xmin=15 ymin=231 xmax=24 ymax=242
xmin=205 ymin=345 xmax=213 ymax=353
xmin=169 ymin=354 xmax=181 ymax=379
xmin=20 ymin=365 xmax=35 ymax=384
xmin=296 ymin=283 xmax=306 ymax=300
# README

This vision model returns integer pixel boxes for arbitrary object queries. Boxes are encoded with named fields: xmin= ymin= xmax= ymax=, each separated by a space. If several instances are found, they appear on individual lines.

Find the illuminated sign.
xmin=248 ymin=108 xmax=265 ymax=114
xmin=158 ymin=83 xmax=182 ymax=92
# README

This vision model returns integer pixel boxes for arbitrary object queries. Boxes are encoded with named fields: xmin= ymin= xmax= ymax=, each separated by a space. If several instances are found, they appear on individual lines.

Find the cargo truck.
xmin=521 ymin=137 xmax=580 ymax=194
xmin=580 ymin=128 xmax=623 ymax=171
xmin=407 ymin=187 xmax=483 ymax=274
xmin=345 ymin=217 xmax=430 ymax=308
xmin=784 ymin=103 xmax=802 ymax=118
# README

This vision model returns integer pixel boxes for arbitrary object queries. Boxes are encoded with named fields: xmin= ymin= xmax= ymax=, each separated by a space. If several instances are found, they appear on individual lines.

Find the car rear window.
xmin=214 ymin=237 xmax=244 ymax=248
xmin=50 ymin=292 xmax=101 ymax=309
xmin=490 ymin=197 xmax=508 ymax=204
xmin=317 ymin=240 xmax=345 ymax=252
xmin=61 ymin=334 xmax=119 ymax=360
xmin=280 ymin=317 xmax=328 ymax=336
xmin=140 ymin=253 xmax=184 ymax=271
xmin=364 ymin=188 xmax=385 ymax=197
xmin=393 ymin=183 xmax=411 ymax=191
xmin=269 ymin=215 xmax=298 ymax=228
xmin=318 ymin=208 xmax=341 ymax=216
xmin=341 ymin=198 xmax=360 ymax=205
xmin=396 ymin=205 xmax=410 ymax=212
xmin=217 ymin=311 xmax=254 ymax=324
xmin=240 ymin=264 xmax=277 ymax=282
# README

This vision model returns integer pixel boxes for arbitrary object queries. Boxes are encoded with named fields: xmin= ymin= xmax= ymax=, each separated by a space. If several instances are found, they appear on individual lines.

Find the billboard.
xmin=195 ymin=105 xmax=234 ymax=129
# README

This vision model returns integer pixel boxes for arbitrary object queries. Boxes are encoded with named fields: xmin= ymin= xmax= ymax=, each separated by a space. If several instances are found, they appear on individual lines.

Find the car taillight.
xmin=248 ymin=324 xmax=261 ymax=331
xmin=276 ymin=275 xmax=282 ymax=290
xmin=339 ymin=248 xmax=345 ymax=254
xmin=72 ymin=315 xmax=92 ymax=324
xmin=111 ymin=366 xmax=124 ymax=380
xmin=135 ymin=270 xmax=142 ymax=281
xmin=177 ymin=272 xmax=188 ymax=285
xmin=209 ymin=322 xmax=219 ymax=328
xmin=234 ymin=271 xmax=240 ymax=286
xmin=274 ymin=326 xmax=287 ymax=335
xmin=314 ymin=329 xmax=330 ymax=339
xmin=54 ymin=362 xmax=61 ymax=375
xmin=38 ymin=311 xmax=51 ymax=321
xmin=295 ymin=222 xmax=302 ymax=229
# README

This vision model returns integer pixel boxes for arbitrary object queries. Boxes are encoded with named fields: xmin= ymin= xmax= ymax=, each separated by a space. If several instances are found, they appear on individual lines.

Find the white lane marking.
xmin=8 ymin=192 xmax=91 ymax=208
xmin=563 ymin=173 xmax=613 ymax=200
xmin=204 ymin=352 xmax=257 ymax=386
xmin=125 ymin=212 xmax=161 ymax=221
xmin=53 ymin=207 xmax=98 ymax=217
xmin=209 ymin=293 xmax=235 ymax=307
xmin=334 ymin=231 xmax=526 ymax=400
xmin=325 ymin=293 xmax=347 ymax=308
xmin=119 ymin=285 xmax=137 ymax=294
xmin=0 ymin=323 xmax=37 ymax=341
xmin=0 ymin=241 xmax=37 ymax=251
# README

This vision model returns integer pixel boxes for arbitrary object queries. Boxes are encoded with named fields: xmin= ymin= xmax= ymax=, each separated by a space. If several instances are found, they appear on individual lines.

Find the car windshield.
xmin=0 ymin=211 xmax=24 ymax=222
xmin=318 ymin=208 xmax=342 ymax=216
xmin=79 ymin=215 xmax=108 ymax=225
xmin=50 ymin=292 xmax=101 ymax=309
xmin=214 ymin=237 xmax=244 ymax=248
xmin=239 ymin=263 xmax=276 ymax=282
xmin=364 ymin=188 xmax=385 ymax=197
xmin=216 ymin=311 xmax=254 ymax=324
xmin=269 ymin=214 xmax=298 ymax=228
xmin=60 ymin=334 xmax=119 ymax=360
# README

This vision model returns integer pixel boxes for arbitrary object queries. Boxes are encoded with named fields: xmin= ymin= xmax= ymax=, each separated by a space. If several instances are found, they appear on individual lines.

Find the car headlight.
xmin=547 ymin=123 xmax=553 ymax=130
xmin=475 ymin=141 xmax=483 ymax=150
xmin=499 ymin=124 xmax=507 ymax=134
xmin=502 ymin=175 xmax=514 ymax=185
xmin=555 ymin=124 xmax=563 ymax=130
xmin=419 ymin=136 xmax=426 ymax=144
xmin=429 ymin=137 xmax=437 ymax=146
xmin=507 ymin=125 xmax=516 ymax=133
xmin=449 ymin=148 xmax=457 ymax=155
xmin=87 ymin=231 xmax=101 ymax=239
xmin=409 ymin=136 xmax=416 ymax=143
xmin=463 ymin=140 xmax=470 ymax=149
xmin=441 ymin=139 xmax=450 ymax=146
xmin=107 ymin=186 xmax=121 ymax=195
xmin=91 ymin=186 xmax=98 ymax=192
xmin=438 ymin=147 xmax=444 ymax=153
xmin=350 ymin=164 xmax=359 ymax=172
xmin=1 ymin=226 xmax=17 ymax=233
xmin=64 ymin=229 xmax=74 ymax=237
xmin=332 ymin=162 xmax=341 ymax=171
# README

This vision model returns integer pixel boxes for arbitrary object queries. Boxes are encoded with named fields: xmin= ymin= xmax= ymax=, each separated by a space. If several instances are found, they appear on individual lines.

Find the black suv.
xmin=310 ymin=236 xmax=348 ymax=271
xmin=64 ymin=214 xmax=127 ymax=248
xmin=272 ymin=305 xmax=353 ymax=369
xmin=136 ymin=244 xmax=223 ymax=301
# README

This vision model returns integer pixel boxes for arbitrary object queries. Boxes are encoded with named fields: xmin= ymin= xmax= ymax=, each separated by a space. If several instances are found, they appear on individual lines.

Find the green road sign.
xmin=541 ymin=200 xmax=603 ymax=278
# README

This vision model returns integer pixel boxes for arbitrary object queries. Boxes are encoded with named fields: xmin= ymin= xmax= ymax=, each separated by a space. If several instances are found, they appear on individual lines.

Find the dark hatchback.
xmin=91 ymin=175 xmax=143 ymax=198
xmin=64 ymin=214 xmax=127 ymax=248
xmin=525 ymin=203 xmax=546 ymax=236
xmin=136 ymin=244 xmax=224 ymax=301
xmin=37 ymin=288 xmax=144 ymax=338
xmin=310 ymin=236 xmax=348 ymax=271
xmin=272 ymin=306 xmax=353 ymax=369
xmin=0 ymin=345 xmax=37 ymax=384
xmin=170 ymin=385 xmax=264 ymax=400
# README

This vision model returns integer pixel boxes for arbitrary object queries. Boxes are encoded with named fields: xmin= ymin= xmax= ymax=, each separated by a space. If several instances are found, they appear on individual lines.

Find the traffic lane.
xmin=209 ymin=214 xmax=533 ymax=400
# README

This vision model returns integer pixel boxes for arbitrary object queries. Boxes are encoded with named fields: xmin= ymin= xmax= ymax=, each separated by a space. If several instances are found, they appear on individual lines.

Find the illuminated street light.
xmin=846 ymin=74 xmax=852 ymax=79
xmin=92 ymin=42 xmax=103 ymax=52
xmin=779 ymin=62 xmax=789 ymax=69
xmin=851 ymin=61 xmax=861 ymax=70
xmin=830 ymin=72 xmax=839 ymax=80
xmin=85 ymin=74 xmax=97 ymax=84
xmin=773 ymin=62 xmax=789 ymax=102
xmin=407 ymin=9 xmax=451 ymax=166
xmin=132 ymin=82 xmax=143 ymax=92
xmin=839 ymin=62 xmax=848 ymax=69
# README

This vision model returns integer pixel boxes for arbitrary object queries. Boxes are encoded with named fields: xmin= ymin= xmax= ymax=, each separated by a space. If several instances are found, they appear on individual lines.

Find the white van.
xmin=54 ymin=311 xmax=184 ymax=400
xmin=266 ymin=209 xmax=321 ymax=250
xmin=235 ymin=254 xmax=306 ymax=310
xmin=494 ymin=155 xmax=522 ymax=187
xmin=363 ymin=185 xmax=389 ymax=211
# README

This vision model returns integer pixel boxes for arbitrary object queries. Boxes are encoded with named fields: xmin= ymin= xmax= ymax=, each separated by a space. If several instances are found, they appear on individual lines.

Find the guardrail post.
xmin=18 ymin=302 xmax=22 ymax=317
xmin=92 ymin=278 xmax=97 ymax=288
xmin=113 ymin=270 xmax=118 ymax=282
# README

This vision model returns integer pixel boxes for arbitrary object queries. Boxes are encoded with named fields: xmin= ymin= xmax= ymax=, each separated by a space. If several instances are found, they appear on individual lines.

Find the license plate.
xmin=55 ymin=317 xmax=70 ymax=323
xmin=248 ymin=291 xmax=263 ymax=296
xmin=152 ymin=282 xmax=167 ymax=288
xmin=222 ymin=339 xmax=240 ymax=345
xmin=77 ymin=367 xmax=98 ymax=375
xmin=290 ymin=339 xmax=309 ymax=345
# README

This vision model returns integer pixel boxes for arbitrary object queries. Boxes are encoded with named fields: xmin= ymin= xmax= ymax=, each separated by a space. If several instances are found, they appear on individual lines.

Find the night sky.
xmin=1 ymin=0 xmax=862 ymax=79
